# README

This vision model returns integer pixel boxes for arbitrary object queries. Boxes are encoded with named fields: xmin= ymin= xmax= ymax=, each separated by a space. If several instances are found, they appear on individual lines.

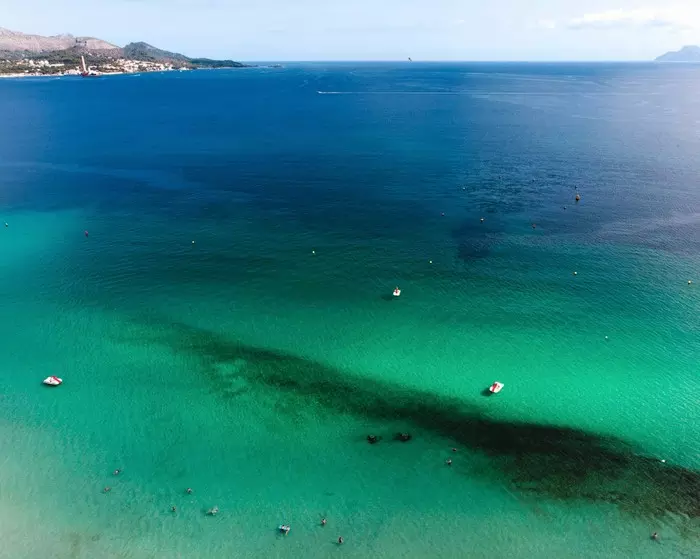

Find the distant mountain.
xmin=0 ymin=28 xmax=245 ymax=68
xmin=655 ymin=45 xmax=700 ymax=62
xmin=0 ymin=27 xmax=116 ymax=52
xmin=123 ymin=42 xmax=189 ymax=63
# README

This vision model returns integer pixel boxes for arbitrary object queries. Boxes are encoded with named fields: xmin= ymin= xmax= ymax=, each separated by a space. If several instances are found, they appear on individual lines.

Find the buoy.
xmin=441 ymin=212 xmax=445 ymax=216
xmin=480 ymin=217 xmax=484 ymax=223
xmin=4 ymin=222 xmax=7 ymax=227
xmin=429 ymin=260 xmax=433 ymax=264
xmin=573 ymin=272 xmax=577 ymax=276
xmin=661 ymin=459 xmax=666 ymax=463
xmin=312 ymin=250 xmax=315 ymax=254
xmin=605 ymin=336 xmax=608 ymax=340
xmin=688 ymin=280 xmax=692 ymax=285
xmin=192 ymin=240 xmax=195 ymax=244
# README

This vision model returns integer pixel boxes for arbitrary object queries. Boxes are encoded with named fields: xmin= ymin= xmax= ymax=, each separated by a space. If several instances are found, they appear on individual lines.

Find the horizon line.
xmin=242 ymin=59 xmax=670 ymax=64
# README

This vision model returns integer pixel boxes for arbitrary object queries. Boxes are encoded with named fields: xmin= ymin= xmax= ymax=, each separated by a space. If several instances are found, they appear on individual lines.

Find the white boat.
xmin=43 ymin=376 xmax=63 ymax=386
xmin=489 ymin=381 xmax=504 ymax=394
xmin=393 ymin=288 xmax=401 ymax=297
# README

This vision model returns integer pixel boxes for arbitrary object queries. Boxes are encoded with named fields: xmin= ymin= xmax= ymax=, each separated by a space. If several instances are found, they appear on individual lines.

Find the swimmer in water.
xmin=446 ymin=459 xmax=452 ymax=466
xmin=85 ymin=230 xmax=89 ymax=237
xmin=113 ymin=469 xmax=121 ymax=476
xmin=186 ymin=488 xmax=193 ymax=494
xmin=651 ymin=532 xmax=659 ymax=541
xmin=103 ymin=487 xmax=111 ymax=493
xmin=321 ymin=518 xmax=327 ymax=526
xmin=338 ymin=536 xmax=344 ymax=545
xmin=452 ymin=448 xmax=458 ymax=452
xmin=171 ymin=506 xmax=177 ymax=513
xmin=367 ymin=435 xmax=378 ymax=444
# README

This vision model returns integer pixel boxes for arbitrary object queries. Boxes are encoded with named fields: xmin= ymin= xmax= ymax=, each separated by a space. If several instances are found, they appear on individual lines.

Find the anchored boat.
xmin=43 ymin=376 xmax=63 ymax=386
xmin=489 ymin=381 xmax=504 ymax=394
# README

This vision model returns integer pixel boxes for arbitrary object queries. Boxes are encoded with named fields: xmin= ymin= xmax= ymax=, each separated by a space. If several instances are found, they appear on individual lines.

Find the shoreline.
xmin=0 ymin=67 xmax=248 ymax=79
xmin=0 ymin=72 xmax=125 ymax=79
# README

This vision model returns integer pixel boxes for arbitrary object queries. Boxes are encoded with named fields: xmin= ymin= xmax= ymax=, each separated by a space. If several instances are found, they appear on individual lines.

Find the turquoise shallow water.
xmin=1 ymin=64 xmax=699 ymax=557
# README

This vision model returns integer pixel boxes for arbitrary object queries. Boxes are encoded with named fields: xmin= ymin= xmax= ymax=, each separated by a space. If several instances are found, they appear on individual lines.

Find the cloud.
xmin=541 ymin=7 xmax=700 ymax=31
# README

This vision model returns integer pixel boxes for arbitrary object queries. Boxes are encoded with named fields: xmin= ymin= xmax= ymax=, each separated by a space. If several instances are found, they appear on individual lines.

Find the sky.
xmin=1 ymin=0 xmax=699 ymax=61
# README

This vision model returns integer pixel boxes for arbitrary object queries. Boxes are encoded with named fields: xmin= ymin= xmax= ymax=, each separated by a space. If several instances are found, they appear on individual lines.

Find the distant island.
xmin=655 ymin=45 xmax=700 ymax=62
xmin=0 ymin=27 xmax=247 ymax=77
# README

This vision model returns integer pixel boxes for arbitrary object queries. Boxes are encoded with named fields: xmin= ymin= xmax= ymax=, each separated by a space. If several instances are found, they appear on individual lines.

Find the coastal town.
xmin=0 ymin=56 xmax=190 ymax=77
xmin=0 ymin=28 xmax=246 ymax=77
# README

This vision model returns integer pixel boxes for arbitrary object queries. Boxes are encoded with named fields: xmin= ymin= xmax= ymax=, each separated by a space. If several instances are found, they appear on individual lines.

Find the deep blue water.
xmin=3 ymin=64 xmax=700 ymax=252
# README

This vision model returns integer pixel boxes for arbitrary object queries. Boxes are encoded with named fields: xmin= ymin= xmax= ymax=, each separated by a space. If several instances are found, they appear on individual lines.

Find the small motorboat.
xmin=489 ymin=381 xmax=504 ymax=394
xmin=393 ymin=287 xmax=401 ymax=297
xmin=43 ymin=376 xmax=63 ymax=386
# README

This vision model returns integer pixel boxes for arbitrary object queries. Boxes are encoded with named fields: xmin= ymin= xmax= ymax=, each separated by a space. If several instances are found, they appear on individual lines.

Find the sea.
xmin=0 ymin=62 xmax=698 ymax=558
